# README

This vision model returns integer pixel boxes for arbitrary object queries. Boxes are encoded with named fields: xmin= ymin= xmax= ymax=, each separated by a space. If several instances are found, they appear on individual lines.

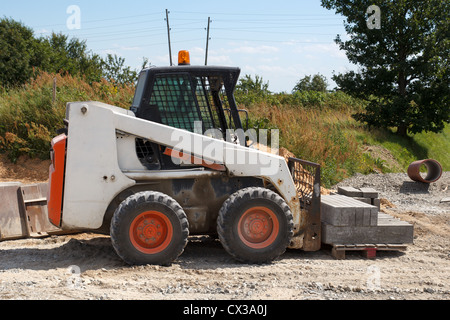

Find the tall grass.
xmin=244 ymin=101 xmax=375 ymax=187
xmin=0 ymin=72 xmax=135 ymax=162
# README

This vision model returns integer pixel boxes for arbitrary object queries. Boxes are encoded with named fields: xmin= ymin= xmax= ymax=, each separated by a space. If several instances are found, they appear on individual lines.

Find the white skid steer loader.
xmin=45 ymin=51 xmax=322 ymax=265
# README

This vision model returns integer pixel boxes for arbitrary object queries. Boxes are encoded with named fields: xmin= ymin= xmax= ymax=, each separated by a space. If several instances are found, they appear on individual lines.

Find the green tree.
xmin=235 ymin=74 xmax=270 ymax=95
xmin=293 ymin=73 xmax=328 ymax=92
xmin=0 ymin=18 xmax=105 ymax=87
xmin=0 ymin=18 xmax=36 ymax=87
xmin=321 ymin=0 xmax=449 ymax=135
xmin=102 ymin=54 xmax=138 ymax=85
xmin=234 ymin=74 xmax=272 ymax=106
xmin=38 ymin=33 xmax=104 ymax=83
xmin=0 ymin=18 xmax=139 ymax=87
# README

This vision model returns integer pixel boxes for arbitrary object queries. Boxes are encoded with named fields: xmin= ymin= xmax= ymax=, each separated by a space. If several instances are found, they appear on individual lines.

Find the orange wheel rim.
xmin=129 ymin=211 xmax=173 ymax=254
xmin=237 ymin=206 xmax=279 ymax=249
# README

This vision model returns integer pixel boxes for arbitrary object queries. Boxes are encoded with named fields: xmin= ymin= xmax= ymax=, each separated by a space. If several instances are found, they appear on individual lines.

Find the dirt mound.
xmin=362 ymin=145 xmax=404 ymax=172
xmin=0 ymin=154 xmax=50 ymax=183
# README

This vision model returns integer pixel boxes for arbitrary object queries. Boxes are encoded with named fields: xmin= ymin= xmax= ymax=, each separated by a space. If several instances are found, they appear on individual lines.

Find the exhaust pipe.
xmin=407 ymin=159 xmax=442 ymax=183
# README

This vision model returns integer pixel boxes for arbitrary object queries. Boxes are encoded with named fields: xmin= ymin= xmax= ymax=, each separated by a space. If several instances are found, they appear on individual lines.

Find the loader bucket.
xmin=0 ymin=182 xmax=67 ymax=241
xmin=0 ymin=182 xmax=28 ymax=240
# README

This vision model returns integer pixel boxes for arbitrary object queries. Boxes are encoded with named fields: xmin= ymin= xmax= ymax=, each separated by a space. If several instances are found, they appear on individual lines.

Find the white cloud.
xmin=111 ymin=44 xmax=142 ymax=52
xmin=231 ymin=45 xmax=279 ymax=54
xmin=280 ymin=39 xmax=298 ymax=46
xmin=259 ymin=56 xmax=279 ymax=63
xmin=208 ymin=55 xmax=233 ymax=65
xmin=250 ymin=65 xmax=285 ymax=73
xmin=153 ymin=54 xmax=172 ymax=64
xmin=101 ymin=49 xmax=117 ymax=56
xmin=119 ymin=46 xmax=142 ymax=51
xmin=295 ymin=42 xmax=346 ymax=59
xmin=101 ymin=45 xmax=142 ymax=57
xmin=36 ymin=28 xmax=51 ymax=35
xmin=189 ymin=47 xmax=205 ymax=55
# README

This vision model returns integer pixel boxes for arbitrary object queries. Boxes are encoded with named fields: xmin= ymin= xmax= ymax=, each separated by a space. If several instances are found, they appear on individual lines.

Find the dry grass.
xmin=245 ymin=102 xmax=370 ymax=186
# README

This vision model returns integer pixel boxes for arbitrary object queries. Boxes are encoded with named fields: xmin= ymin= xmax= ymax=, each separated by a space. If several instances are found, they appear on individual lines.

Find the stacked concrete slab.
xmin=321 ymin=194 xmax=378 ymax=227
xmin=337 ymin=186 xmax=380 ymax=211
xmin=321 ymin=187 xmax=414 ymax=245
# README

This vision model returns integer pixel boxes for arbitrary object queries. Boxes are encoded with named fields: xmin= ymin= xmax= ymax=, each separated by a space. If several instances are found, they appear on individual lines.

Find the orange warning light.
xmin=178 ymin=50 xmax=190 ymax=65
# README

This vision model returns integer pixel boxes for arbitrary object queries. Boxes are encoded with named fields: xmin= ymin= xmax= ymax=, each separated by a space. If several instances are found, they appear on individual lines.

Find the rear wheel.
xmin=217 ymin=187 xmax=293 ymax=264
xmin=110 ymin=191 xmax=189 ymax=266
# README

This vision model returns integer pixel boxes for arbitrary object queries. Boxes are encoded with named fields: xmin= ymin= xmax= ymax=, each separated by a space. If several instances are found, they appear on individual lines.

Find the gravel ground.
xmin=0 ymin=172 xmax=449 ymax=302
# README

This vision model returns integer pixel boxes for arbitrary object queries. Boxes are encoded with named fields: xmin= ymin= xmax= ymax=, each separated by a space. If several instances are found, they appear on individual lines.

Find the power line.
xmin=171 ymin=10 xmax=337 ymax=17
xmin=213 ymin=17 xmax=345 ymax=23
xmin=211 ymin=29 xmax=337 ymax=36
xmin=213 ymin=24 xmax=343 ymax=30
xmin=36 ymin=21 xmax=204 ymax=41
xmin=30 ymin=8 xmax=346 ymax=62
xmin=85 ymin=32 xmax=166 ymax=43
xmin=59 ymin=27 xmax=166 ymax=38
xmin=31 ymin=12 xmax=164 ymax=28
xmin=94 ymin=38 xmax=205 ymax=52
xmin=36 ymin=18 xmax=163 ymax=34
xmin=79 ymin=29 xmax=197 ymax=41
xmin=214 ymin=37 xmax=333 ymax=44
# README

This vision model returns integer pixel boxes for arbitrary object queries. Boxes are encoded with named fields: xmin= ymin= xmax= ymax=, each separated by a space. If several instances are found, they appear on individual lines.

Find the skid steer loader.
xmin=46 ymin=50 xmax=321 ymax=265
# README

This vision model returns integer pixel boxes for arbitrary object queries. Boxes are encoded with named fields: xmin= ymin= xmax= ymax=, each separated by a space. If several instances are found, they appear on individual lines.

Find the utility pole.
xmin=205 ymin=17 xmax=211 ymax=66
xmin=165 ymin=9 xmax=173 ymax=66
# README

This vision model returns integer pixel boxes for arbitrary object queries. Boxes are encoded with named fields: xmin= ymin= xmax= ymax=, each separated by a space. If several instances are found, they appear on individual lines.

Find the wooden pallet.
xmin=330 ymin=243 xmax=408 ymax=260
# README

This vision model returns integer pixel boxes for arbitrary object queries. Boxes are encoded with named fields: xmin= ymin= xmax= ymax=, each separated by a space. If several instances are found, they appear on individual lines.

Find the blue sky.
xmin=2 ymin=0 xmax=357 ymax=92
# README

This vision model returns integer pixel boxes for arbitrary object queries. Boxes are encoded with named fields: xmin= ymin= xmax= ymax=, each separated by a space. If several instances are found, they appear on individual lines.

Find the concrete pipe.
xmin=407 ymin=159 xmax=443 ymax=183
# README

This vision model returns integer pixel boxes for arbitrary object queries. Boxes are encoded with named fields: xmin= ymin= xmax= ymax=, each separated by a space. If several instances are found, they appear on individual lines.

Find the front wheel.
xmin=217 ymin=187 xmax=294 ymax=264
xmin=110 ymin=191 xmax=189 ymax=266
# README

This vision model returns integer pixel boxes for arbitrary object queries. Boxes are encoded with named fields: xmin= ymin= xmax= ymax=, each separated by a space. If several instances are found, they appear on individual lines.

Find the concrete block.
xmin=337 ymin=186 xmax=363 ymax=197
xmin=321 ymin=194 xmax=378 ymax=227
xmin=321 ymin=201 xmax=353 ymax=227
xmin=372 ymin=198 xmax=381 ymax=211
xmin=359 ymin=187 xmax=379 ymax=198
xmin=321 ymin=214 xmax=414 ymax=245
xmin=354 ymin=197 xmax=371 ymax=204
xmin=370 ymin=209 xmax=378 ymax=226
xmin=355 ymin=207 xmax=364 ymax=226
xmin=363 ymin=208 xmax=372 ymax=226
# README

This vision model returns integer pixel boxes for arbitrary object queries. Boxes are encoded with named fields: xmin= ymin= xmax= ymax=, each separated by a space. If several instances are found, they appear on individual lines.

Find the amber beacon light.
xmin=178 ymin=50 xmax=190 ymax=65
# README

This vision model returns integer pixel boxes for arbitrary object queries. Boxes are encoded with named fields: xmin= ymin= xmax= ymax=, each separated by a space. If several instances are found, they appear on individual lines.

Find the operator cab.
xmin=130 ymin=50 xmax=248 ymax=170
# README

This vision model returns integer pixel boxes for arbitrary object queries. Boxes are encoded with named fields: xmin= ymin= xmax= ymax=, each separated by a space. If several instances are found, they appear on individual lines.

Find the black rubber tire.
xmin=217 ymin=187 xmax=294 ymax=264
xmin=110 ymin=191 xmax=189 ymax=266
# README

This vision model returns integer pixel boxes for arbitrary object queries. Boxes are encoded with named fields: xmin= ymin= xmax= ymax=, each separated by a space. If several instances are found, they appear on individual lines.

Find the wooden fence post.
xmin=52 ymin=78 xmax=57 ymax=104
